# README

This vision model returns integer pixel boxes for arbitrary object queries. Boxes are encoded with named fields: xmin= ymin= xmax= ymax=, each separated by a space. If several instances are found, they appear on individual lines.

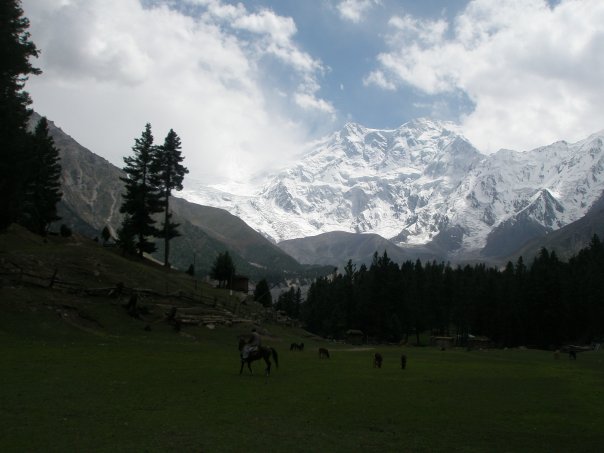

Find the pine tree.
xmin=153 ymin=129 xmax=189 ymax=267
xmin=210 ymin=251 xmax=236 ymax=288
xmin=20 ymin=117 xmax=62 ymax=235
xmin=101 ymin=225 xmax=111 ymax=244
xmin=119 ymin=123 xmax=162 ymax=257
xmin=116 ymin=215 xmax=137 ymax=256
xmin=276 ymin=287 xmax=303 ymax=319
xmin=293 ymin=287 xmax=302 ymax=318
xmin=0 ymin=0 xmax=41 ymax=230
xmin=275 ymin=287 xmax=296 ymax=317
xmin=254 ymin=278 xmax=273 ymax=307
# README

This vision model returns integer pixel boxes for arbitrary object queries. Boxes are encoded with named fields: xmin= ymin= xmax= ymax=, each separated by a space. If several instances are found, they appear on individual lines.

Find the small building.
xmin=229 ymin=275 xmax=249 ymax=293
xmin=466 ymin=335 xmax=492 ymax=350
xmin=431 ymin=336 xmax=455 ymax=350
xmin=346 ymin=329 xmax=364 ymax=345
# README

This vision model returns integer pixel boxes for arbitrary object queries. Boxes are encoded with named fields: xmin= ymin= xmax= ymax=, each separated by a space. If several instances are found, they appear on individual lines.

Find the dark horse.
xmin=238 ymin=336 xmax=279 ymax=376
xmin=290 ymin=342 xmax=304 ymax=351
xmin=373 ymin=352 xmax=383 ymax=368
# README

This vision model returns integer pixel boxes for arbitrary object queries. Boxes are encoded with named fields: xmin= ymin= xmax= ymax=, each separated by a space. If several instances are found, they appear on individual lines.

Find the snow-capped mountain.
xmin=450 ymin=132 xmax=604 ymax=256
xmin=181 ymin=118 xmax=604 ymax=260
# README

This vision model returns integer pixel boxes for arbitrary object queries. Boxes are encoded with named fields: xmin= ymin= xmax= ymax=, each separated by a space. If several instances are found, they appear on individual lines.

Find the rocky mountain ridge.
xmin=181 ymin=119 xmax=604 ymax=261
xmin=32 ymin=111 xmax=604 ymax=268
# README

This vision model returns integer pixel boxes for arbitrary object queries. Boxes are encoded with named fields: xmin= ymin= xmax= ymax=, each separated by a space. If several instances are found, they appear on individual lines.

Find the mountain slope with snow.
xmin=181 ymin=119 xmax=604 ymax=260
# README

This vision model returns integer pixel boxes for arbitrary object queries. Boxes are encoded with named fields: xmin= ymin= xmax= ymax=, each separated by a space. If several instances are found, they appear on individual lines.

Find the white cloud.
xmin=195 ymin=0 xmax=246 ymax=21
xmin=363 ymin=70 xmax=396 ymax=90
xmin=21 ymin=0 xmax=332 ymax=184
xmin=294 ymin=92 xmax=336 ymax=116
xmin=387 ymin=14 xmax=448 ymax=47
xmin=233 ymin=9 xmax=296 ymax=45
xmin=365 ymin=0 xmax=604 ymax=152
xmin=337 ymin=0 xmax=380 ymax=24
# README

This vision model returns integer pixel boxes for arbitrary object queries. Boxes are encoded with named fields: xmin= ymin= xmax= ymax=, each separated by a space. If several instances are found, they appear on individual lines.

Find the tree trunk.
xmin=138 ymin=233 xmax=144 ymax=258
xmin=163 ymin=195 xmax=170 ymax=267
xmin=164 ymin=235 xmax=170 ymax=267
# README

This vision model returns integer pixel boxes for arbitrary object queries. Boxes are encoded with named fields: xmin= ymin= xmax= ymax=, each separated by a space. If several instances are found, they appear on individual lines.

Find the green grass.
xmin=1 ymin=300 xmax=603 ymax=453
xmin=2 ymin=226 xmax=603 ymax=452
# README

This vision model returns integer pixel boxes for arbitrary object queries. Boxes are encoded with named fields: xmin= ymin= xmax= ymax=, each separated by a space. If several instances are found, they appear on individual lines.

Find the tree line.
xmin=301 ymin=236 xmax=604 ymax=348
xmin=0 ymin=1 xmax=61 ymax=235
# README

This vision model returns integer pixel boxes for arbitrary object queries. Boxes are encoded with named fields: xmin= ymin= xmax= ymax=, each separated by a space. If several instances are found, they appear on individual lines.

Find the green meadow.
xmin=1 ymin=294 xmax=603 ymax=453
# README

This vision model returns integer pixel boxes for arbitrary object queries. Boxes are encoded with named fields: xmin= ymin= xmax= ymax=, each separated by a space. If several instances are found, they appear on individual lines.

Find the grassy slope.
xmin=2 ymin=227 xmax=604 ymax=452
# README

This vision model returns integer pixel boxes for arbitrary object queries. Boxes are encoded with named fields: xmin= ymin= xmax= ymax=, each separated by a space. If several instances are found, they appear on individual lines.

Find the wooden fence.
xmin=0 ymin=261 xmax=281 ymax=326
xmin=0 ymin=261 xmax=219 ymax=306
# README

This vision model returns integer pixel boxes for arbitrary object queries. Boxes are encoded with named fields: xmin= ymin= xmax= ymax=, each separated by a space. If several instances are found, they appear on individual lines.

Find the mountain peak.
xmin=403 ymin=117 xmax=440 ymax=129
xmin=339 ymin=122 xmax=370 ymax=141
xmin=401 ymin=117 xmax=460 ymax=133
xmin=180 ymin=119 xmax=604 ymax=262
xmin=339 ymin=118 xmax=459 ymax=136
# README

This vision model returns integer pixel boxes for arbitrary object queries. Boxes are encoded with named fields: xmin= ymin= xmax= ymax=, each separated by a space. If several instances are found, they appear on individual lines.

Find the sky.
xmin=20 ymin=0 xmax=604 ymax=189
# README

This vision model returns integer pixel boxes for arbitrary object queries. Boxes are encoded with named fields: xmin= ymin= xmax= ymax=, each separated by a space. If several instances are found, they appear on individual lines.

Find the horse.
xmin=400 ymin=354 xmax=407 ymax=369
xmin=318 ymin=347 xmax=330 ymax=359
xmin=290 ymin=342 xmax=305 ymax=351
xmin=238 ymin=336 xmax=279 ymax=376
xmin=373 ymin=352 xmax=383 ymax=368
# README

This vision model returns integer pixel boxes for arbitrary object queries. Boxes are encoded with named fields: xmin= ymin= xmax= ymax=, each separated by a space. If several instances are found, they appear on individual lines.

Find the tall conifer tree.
xmin=116 ymin=215 xmax=137 ymax=256
xmin=210 ymin=251 xmax=236 ymax=288
xmin=119 ymin=123 xmax=162 ymax=257
xmin=0 ymin=0 xmax=40 ymax=230
xmin=254 ymin=278 xmax=273 ymax=307
xmin=154 ymin=129 xmax=188 ymax=267
xmin=21 ymin=117 xmax=62 ymax=234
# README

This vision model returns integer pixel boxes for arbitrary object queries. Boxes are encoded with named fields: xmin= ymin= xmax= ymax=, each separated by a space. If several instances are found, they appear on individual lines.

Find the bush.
xmin=186 ymin=264 xmax=195 ymax=276
xmin=60 ymin=224 xmax=72 ymax=237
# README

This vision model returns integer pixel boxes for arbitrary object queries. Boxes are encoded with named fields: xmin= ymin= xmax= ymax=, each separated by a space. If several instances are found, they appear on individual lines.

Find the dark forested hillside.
xmin=302 ymin=238 xmax=604 ymax=348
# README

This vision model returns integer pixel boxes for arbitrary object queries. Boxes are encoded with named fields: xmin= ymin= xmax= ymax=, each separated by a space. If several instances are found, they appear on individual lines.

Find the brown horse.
xmin=238 ymin=336 xmax=279 ymax=376
xmin=373 ymin=352 xmax=383 ymax=368
xmin=318 ymin=347 xmax=330 ymax=359
xmin=290 ymin=342 xmax=305 ymax=351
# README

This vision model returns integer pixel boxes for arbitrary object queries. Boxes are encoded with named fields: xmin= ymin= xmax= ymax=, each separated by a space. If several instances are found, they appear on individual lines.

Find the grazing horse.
xmin=400 ymin=354 xmax=407 ymax=369
xmin=318 ymin=347 xmax=330 ymax=359
xmin=238 ymin=336 xmax=279 ymax=376
xmin=373 ymin=352 xmax=383 ymax=368
xmin=290 ymin=342 xmax=305 ymax=351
